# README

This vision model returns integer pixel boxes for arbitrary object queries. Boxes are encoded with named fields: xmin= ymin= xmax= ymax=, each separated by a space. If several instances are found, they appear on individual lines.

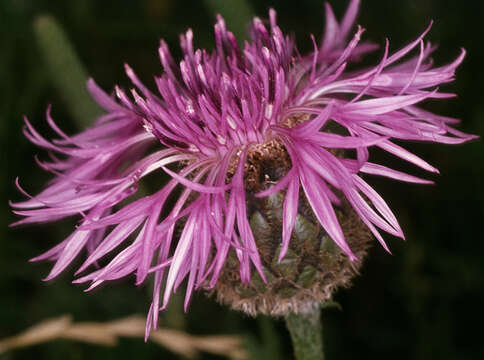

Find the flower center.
xmin=225 ymin=137 xmax=291 ymax=192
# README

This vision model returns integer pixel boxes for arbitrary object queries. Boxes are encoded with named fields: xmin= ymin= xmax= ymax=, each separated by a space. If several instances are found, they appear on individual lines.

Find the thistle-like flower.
xmin=12 ymin=0 xmax=475 ymax=336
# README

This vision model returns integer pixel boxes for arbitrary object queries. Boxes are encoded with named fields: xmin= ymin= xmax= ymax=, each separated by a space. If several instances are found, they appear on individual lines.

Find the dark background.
xmin=1 ymin=0 xmax=483 ymax=359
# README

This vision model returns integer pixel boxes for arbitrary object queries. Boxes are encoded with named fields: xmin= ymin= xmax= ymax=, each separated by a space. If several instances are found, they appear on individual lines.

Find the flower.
xmin=11 ymin=0 xmax=475 ymax=336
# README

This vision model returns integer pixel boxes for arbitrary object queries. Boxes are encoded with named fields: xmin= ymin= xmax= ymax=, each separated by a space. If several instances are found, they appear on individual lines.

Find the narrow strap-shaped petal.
xmin=300 ymin=168 xmax=356 ymax=260
xmin=377 ymin=140 xmax=439 ymax=173
xmin=162 ymin=213 xmax=196 ymax=309
xmin=339 ymin=0 xmax=360 ymax=42
xmin=76 ymin=215 xmax=145 ymax=274
xmin=353 ymin=175 xmax=403 ymax=238
xmin=360 ymin=162 xmax=434 ymax=184
xmin=87 ymin=78 xmax=124 ymax=112
xmin=321 ymin=2 xmax=339 ymax=53
xmin=161 ymin=164 xmax=231 ymax=193
xmin=279 ymin=176 xmax=299 ymax=262
xmin=342 ymin=91 xmax=436 ymax=116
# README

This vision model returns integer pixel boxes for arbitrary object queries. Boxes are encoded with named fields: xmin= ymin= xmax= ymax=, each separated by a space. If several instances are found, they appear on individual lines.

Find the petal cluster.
xmin=11 ymin=0 xmax=475 ymax=337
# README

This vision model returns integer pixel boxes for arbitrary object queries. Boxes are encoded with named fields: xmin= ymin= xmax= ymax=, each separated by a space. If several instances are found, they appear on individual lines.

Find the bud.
xmin=213 ymin=139 xmax=372 ymax=316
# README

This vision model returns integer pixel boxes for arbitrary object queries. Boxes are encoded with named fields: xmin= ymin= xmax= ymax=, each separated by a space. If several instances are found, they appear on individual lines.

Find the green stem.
xmin=285 ymin=307 xmax=324 ymax=360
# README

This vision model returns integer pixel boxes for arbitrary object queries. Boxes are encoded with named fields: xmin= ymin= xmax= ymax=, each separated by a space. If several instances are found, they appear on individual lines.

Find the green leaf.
xmin=203 ymin=0 xmax=254 ymax=42
xmin=33 ymin=15 xmax=102 ymax=129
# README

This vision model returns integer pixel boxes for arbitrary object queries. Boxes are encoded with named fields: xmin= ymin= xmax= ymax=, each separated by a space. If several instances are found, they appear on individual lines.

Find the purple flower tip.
xmin=11 ymin=0 xmax=475 ymax=336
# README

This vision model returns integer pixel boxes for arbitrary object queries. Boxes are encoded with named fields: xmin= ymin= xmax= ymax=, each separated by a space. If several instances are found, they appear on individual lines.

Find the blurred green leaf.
xmin=243 ymin=317 xmax=283 ymax=360
xmin=203 ymin=0 xmax=253 ymax=41
xmin=33 ymin=15 xmax=102 ymax=129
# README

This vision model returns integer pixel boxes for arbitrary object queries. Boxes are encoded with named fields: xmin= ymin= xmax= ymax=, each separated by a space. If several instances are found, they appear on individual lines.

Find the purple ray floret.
xmin=11 ymin=0 xmax=476 ymax=337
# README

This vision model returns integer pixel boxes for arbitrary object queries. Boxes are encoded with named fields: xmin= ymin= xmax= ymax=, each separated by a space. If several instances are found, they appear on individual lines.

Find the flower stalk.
xmin=285 ymin=307 xmax=324 ymax=360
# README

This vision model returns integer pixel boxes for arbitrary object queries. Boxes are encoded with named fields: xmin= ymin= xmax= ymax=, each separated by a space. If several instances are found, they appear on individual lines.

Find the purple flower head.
xmin=12 ymin=0 xmax=476 ymax=337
